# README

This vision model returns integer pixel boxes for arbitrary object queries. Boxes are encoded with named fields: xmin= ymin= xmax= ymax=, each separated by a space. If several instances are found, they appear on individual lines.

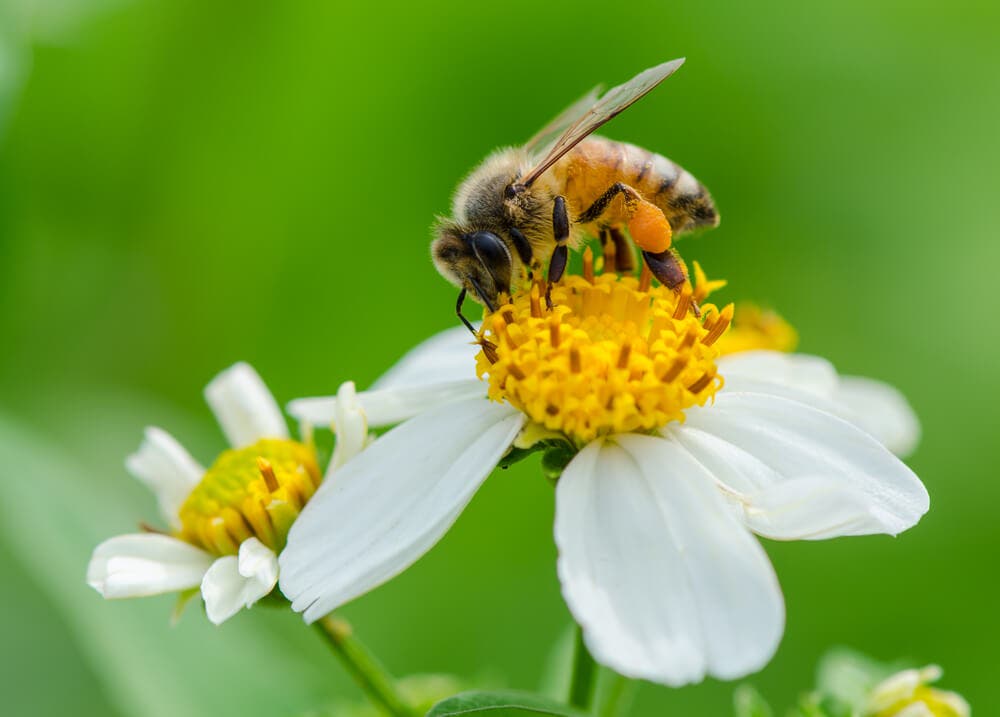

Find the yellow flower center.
xmin=873 ymin=686 xmax=968 ymax=717
xmin=177 ymin=438 xmax=321 ymax=555
xmin=476 ymin=257 xmax=732 ymax=444
xmin=716 ymin=302 xmax=799 ymax=355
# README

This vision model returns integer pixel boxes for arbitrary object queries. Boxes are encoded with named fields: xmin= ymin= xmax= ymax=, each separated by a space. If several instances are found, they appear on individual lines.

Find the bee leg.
xmin=609 ymin=227 xmax=635 ymax=272
xmin=455 ymin=288 xmax=478 ymax=336
xmin=577 ymin=182 xmax=641 ymax=224
xmin=642 ymin=248 xmax=687 ymax=290
xmin=546 ymin=196 xmax=570 ymax=309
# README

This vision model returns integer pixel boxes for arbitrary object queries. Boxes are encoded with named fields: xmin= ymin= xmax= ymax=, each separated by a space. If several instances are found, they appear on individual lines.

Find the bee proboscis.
xmin=431 ymin=58 xmax=719 ymax=331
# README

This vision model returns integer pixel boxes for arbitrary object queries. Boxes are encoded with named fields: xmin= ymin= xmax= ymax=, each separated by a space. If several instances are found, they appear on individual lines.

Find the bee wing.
xmin=521 ymin=58 xmax=685 ymax=187
xmin=523 ymin=84 xmax=604 ymax=154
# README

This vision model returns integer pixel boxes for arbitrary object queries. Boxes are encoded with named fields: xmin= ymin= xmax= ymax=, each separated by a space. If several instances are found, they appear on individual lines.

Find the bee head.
xmin=432 ymin=223 xmax=512 ymax=312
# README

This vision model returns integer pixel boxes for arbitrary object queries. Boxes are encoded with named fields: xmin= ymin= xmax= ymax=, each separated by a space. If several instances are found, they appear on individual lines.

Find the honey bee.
xmin=431 ymin=58 xmax=719 ymax=331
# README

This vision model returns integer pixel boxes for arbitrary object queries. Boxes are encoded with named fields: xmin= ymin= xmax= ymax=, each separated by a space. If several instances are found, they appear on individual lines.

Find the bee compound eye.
xmin=466 ymin=231 xmax=512 ymax=291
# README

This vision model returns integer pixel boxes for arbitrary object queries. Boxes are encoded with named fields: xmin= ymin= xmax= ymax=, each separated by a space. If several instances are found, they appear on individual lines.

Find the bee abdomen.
xmin=567 ymin=137 xmax=719 ymax=234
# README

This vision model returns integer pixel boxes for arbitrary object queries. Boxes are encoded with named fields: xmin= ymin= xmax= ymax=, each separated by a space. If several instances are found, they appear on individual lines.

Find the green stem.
xmin=594 ymin=670 xmax=638 ymax=717
xmin=314 ymin=616 xmax=417 ymax=717
xmin=568 ymin=624 xmax=598 ymax=711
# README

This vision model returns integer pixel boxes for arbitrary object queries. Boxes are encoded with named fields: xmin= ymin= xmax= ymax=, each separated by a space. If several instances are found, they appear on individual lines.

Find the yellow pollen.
xmin=177 ymin=438 xmax=321 ymax=555
xmin=476 ymin=273 xmax=729 ymax=444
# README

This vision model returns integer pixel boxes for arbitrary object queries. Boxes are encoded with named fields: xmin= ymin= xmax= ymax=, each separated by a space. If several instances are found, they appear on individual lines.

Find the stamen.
xmin=476 ymin=272 xmax=725 ymax=444
xmin=178 ymin=439 xmax=321 ymax=554
xmin=530 ymin=284 xmax=542 ymax=318
xmin=673 ymin=284 xmax=692 ymax=319
xmin=479 ymin=337 xmax=499 ymax=364
xmin=257 ymin=456 xmax=280 ymax=492
xmin=604 ymin=238 xmax=617 ymax=273
xmin=583 ymin=247 xmax=595 ymax=283
xmin=661 ymin=355 xmax=688 ymax=383
xmin=702 ymin=304 xmax=735 ymax=346
xmin=639 ymin=262 xmax=652 ymax=292
xmin=688 ymin=370 xmax=717 ymax=394
xmin=616 ymin=343 xmax=632 ymax=370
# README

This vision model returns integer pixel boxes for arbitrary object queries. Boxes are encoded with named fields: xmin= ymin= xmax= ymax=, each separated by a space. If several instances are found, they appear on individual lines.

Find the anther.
xmin=549 ymin=315 xmax=561 ymax=348
xmin=479 ymin=338 xmax=499 ymax=364
xmin=672 ymin=285 xmax=692 ymax=319
xmin=257 ymin=457 xmax=280 ymax=492
xmin=639 ymin=262 xmax=653 ymax=292
xmin=570 ymin=347 xmax=582 ymax=373
xmin=702 ymin=304 xmax=734 ymax=346
xmin=502 ymin=308 xmax=515 ymax=325
xmin=616 ymin=343 xmax=632 ymax=369
xmin=604 ymin=238 xmax=617 ymax=273
xmin=508 ymin=363 xmax=526 ymax=381
xmin=583 ymin=247 xmax=595 ymax=283
xmin=662 ymin=355 xmax=688 ymax=383
xmin=688 ymin=371 xmax=716 ymax=394
xmin=530 ymin=285 xmax=542 ymax=318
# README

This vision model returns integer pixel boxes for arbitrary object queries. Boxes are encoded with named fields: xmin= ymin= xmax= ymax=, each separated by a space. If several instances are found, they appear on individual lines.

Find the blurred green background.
xmin=1 ymin=0 xmax=997 ymax=714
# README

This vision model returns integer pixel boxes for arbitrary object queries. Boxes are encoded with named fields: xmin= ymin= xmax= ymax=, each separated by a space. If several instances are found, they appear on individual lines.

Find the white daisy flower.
xmin=87 ymin=363 xmax=366 ymax=625
xmin=867 ymin=665 xmax=970 ymax=717
xmin=280 ymin=259 xmax=928 ymax=686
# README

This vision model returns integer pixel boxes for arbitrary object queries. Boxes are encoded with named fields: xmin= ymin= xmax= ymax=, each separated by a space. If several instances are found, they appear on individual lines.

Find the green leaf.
xmin=733 ymin=685 xmax=774 ymax=717
xmin=0 ymin=397 xmax=336 ymax=717
xmin=427 ymin=690 xmax=587 ymax=717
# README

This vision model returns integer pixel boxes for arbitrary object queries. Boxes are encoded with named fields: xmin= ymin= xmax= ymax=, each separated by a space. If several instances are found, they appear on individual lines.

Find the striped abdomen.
xmin=556 ymin=136 xmax=719 ymax=234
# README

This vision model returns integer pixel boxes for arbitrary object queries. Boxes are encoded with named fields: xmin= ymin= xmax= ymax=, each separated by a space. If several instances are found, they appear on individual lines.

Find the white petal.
xmin=87 ymin=534 xmax=213 ymax=599
xmin=204 ymin=362 xmax=288 ymax=447
xmin=833 ymin=376 xmax=921 ymax=457
xmin=372 ymin=326 xmax=479 ymax=390
xmin=328 ymin=381 xmax=369 ymax=475
xmin=280 ymin=398 xmax=523 ymax=623
xmin=555 ymin=435 xmax=784 ymax=685
xmin=125 ymin=427 xmax=204 ymax=529
xmin=718 ymin=352 xmax=920 ymax=457
xmin=718 ymin=351 xmax=839 ymax=398
xmin=670 ymin=392 xmax=929 ymax=540
xmin=201 ymin=540 xmax=277 ymax=625
xmin=237 ymin=537 xmax=279 ymax=589
xmin=288 ymin=379 xmax=485 ymax=430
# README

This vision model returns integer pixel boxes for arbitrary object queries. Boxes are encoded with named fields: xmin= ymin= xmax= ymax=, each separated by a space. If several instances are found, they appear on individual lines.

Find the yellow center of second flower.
xmin=177 ymin=438 xmax=321 ymax=555
xmin=476 ymin=260 xmax=733 ymax=444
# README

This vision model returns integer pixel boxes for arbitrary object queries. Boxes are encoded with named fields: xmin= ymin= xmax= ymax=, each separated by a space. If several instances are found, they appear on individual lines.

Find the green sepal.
xmin=426 ymin=690 xmax=588 ymax=717
xmin=540 ymin=444 xmax=577 ymax=482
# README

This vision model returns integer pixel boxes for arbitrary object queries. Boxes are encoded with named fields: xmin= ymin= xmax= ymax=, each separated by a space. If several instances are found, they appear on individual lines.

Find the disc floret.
xmin=178 ymin=438 xmax=321 ymax=555
xmin=476 ymin=259 xmax=733 ymax=444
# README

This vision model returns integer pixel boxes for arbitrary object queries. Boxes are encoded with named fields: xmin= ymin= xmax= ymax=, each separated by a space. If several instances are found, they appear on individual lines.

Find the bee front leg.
xmin=641 ymin=248 xmax=700 ymax=316
xmin=546 ymin=195 xmax=570 ymax=309
xmin=455 ymin=288 xmax=478 ymax=336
